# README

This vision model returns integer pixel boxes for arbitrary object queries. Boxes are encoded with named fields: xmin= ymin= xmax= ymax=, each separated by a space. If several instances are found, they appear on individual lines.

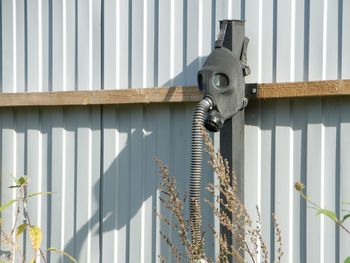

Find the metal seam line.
xmin=155 ymin=123 xmax=161 ymax=259
xmin=198 ymin=0 xmax=203 ymax=62
xmin=140 ymin=140 xmax=145 ymax=263
xmin=114 ymin=122 xmax=120 ymax=263
xmin=141 ymin=2 xmax=148 ymax=260
xmin=320 ymin=0 xmax=328 ymax=261
xmin=289 ymin=116 xmax=294 ymax=262
xmin=38 ymin=2 xmax=43 ymax=261
xmin=13 ymin=0 xmax=17 ymax=93
xmin=170 ymin=0 xmax=175 ymax=85
xmin=12 ymin=2 xmax=17 ymax=259
xmin=61 ymin=130 xmax=66 ymax=255
xmin=63 ymin=0 xmax=67 ymax=91
xmin=142 ymin=0 xmax=148 ymax=88
xmin=258 ymin=0 xmax=263 ymax=83
xmin=322 ymin=0 xmax=328 ymax=81
xmin=320 ymin=119 xmax=325 ymax=263
xmin=257 ymin=7 xmax=263 ymax=261
xmin=12 ymin=130 xmax=17 ymax=262
xmin=257 ymin=102 xmax=262 ymax=260
xmin=116 ymin=0 xmax=120 ymax=89
xmin=38 ymin=0 xmax=42 ymax=92
xmin=37 ymin=130 xmax=43 ymax=237
xmin=89 ymin=0 xmax=93 ymax=91
xmin=290 ymin=0 xmax=296 ymax=82
xmin=289 ymin=1 xmax=296 ymax=261
xmin=87 ymin=128 xmax=92 ymax=263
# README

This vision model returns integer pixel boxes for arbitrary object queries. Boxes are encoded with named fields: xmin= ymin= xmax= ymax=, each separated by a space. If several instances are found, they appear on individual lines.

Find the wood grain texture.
xmin=0 ymin=87 xmax=202 ymax=107
xmin=256 ymin=79 xmax=350 ymax=99
xmin=0 ymin=80 xmax=349 ymax=107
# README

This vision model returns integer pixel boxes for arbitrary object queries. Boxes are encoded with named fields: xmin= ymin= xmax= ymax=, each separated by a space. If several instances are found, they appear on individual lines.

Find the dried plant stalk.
xmin=155 ymin=158 xmax=200 ymax=262
xmin=155 ymin=127 xmax=283 ymax=263
xmin=273 ymin=213 xmax=284 ymax=263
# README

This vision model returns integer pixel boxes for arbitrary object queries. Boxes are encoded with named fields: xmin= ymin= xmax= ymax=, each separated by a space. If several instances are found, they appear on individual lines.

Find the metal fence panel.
xmin=1 ymin=0 xmax=350 ymax=262
xmin=245 ymin=98 xmax=350 ymax=262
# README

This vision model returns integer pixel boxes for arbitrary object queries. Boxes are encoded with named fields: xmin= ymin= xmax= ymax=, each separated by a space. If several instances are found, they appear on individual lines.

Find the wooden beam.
xmin=0 ymin=79 xmax=349 ymax=107
xmin=0 ymin=87 xmax=202 ymax=107
xmin=254 ymin=79 xmax=350 ymax=99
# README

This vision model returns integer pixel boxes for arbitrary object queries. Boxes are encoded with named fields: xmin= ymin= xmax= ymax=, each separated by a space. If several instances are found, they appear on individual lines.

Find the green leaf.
xmin=29 ymin=258 xmax=36 ymax=263
xmin=28 ymin=192 xmax=54 ymax=198
xmin=15 ymin=176 xmax=28 ymax=186
xmin=341 ymin=214 xmax=350 ymax=223
xmin=9 ymin=185 xmax=20 ymax=188
xmin=0 ymin=199 xmax=17 ymax=213
xmin=29 ymin=226 xmax=42 ymax=251
xmin=317 ymin=209 xmax=338 ymax=222
xmin=16 ymin=223 xmax=28 ymax=237
xmin=47 ymin=247 xmax=77 ymax=263
xmin=344 ymin=256 xmax=350 ymax=263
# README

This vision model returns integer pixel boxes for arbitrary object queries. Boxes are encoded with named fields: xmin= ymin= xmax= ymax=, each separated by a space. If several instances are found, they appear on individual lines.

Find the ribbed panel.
xmin=1 ymin=1 xmax=348 ymax=91
xmin=1 ymin=0 xmax=349 ymax=262
xmin=245 ymin=98 xmax=350 ymax=262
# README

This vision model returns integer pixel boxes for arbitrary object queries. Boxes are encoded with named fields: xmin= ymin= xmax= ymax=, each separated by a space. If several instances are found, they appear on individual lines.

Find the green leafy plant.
xmin=156 ymin=129 xmax=283 ymax=262
xmin=295 ymin=181 xmax=350 ymax=263
xmin=0 ymin=176 xmax=77 ymax=263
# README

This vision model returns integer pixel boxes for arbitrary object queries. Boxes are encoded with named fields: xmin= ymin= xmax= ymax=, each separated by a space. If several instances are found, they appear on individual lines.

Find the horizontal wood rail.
xmin=0 ymin=87 xmax=201 ymax=107
xmin=252 ymin=79 xmax=350 ymax=99
xmin=0 ymin=79 xmax=349 ymax=107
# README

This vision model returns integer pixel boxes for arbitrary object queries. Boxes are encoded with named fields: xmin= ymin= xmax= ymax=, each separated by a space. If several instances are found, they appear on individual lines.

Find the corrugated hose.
xmin=190 ymin=96 xmax=214 ymax=253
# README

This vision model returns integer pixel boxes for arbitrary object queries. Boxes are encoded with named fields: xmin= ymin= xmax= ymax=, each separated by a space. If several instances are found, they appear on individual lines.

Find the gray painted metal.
xmin=1 ymin=0 xmax=350 ymax=262
xmin=245 ymin=98 xmax=350 ymax=262
xmin=0 ymin=104 xmax=215 ymax=263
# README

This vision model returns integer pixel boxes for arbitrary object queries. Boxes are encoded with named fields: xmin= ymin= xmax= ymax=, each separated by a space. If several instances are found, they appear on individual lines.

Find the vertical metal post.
xmin=218 ymin=19 xmax=245 ymax=199
xmin=219 ymin=20 xmax=246 ymax=261
xmin=220 ymin=112 xmax=245 ymax=202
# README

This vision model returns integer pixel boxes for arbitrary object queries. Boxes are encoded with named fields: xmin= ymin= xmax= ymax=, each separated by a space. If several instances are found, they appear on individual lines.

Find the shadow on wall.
xmin=63 ymin=57 xmax=216 ymax=262
xmin=155 ymin=56 xmax=208 ymax=99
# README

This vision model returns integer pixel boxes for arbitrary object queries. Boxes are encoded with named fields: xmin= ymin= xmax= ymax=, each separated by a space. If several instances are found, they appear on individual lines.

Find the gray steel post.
xmin=218 ymin=20 xmax=246 ymax=261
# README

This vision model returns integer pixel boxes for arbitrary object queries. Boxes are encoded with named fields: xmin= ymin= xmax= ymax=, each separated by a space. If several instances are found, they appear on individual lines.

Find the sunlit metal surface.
xmin=1 ymin=0 xmax=349 ymax=262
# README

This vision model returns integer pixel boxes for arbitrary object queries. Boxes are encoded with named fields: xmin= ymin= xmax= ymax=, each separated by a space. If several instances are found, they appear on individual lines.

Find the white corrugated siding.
xmin=245 ymin=98 xmax=350 ymax=262
xmin=1 ymin=0 xmax=350 ymax=262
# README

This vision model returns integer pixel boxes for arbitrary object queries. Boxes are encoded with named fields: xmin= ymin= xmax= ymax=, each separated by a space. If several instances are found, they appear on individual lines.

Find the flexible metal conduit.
xmin=190 ymin=96 xmax=214 ymax=246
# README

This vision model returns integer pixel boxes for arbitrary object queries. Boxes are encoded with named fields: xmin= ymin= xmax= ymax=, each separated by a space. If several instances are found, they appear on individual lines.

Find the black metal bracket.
xmin=245 ymin=83 xmax=258 ymax=99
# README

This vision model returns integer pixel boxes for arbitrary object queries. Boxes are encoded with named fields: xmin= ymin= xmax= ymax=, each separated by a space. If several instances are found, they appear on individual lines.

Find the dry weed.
xmin=155 ymin=127 xmax=283 ymax=262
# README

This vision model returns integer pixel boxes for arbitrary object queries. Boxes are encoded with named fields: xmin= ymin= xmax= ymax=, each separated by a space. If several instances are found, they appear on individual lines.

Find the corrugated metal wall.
xmin=0 ymin=104 xmax=216 ymax=262
xmin=243 ymin=0 xmax=350 ymax=262
xmin=245 ymin=98 xmax=350 ymax=262
xmin=1 ymin=0 xmax=350 ymax=262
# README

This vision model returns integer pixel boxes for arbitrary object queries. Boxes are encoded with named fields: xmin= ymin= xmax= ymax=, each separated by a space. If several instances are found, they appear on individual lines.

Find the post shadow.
xmin=63 ymin=57 xmax=217 ymax=262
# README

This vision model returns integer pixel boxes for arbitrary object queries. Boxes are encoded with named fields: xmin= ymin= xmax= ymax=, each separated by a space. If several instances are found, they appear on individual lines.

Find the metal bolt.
xmin=251 ymin=88 xmax=257 ymax=94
